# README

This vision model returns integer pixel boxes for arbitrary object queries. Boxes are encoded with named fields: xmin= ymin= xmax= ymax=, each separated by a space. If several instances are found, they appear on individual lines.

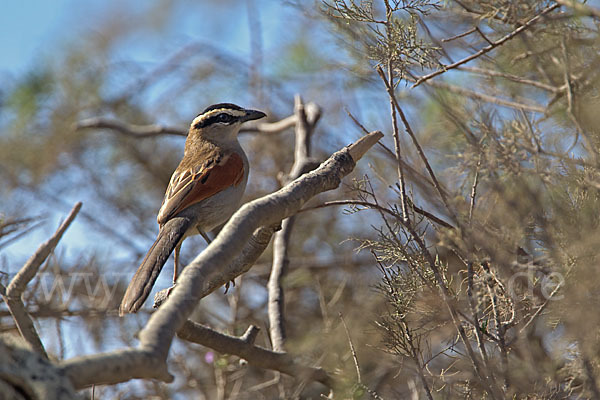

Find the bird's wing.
xmin=157 ymin=151 xmax=245 ymax=226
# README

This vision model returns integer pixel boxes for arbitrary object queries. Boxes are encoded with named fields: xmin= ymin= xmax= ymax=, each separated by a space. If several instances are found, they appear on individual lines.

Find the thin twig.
xmin=457 ymin=66 xmax=561 ymax=93
xmin=582 ymin=356 xmax=600 ymax=398
xmin=469 ymin=156 xmax=481 ymax=225
xmin=412 ymin=4 xmax=560 ymax=87
xmin=339 ymin=313 xmax=361 ymax=383
xmin=482 ymin=262 xmax=509 ymax=390
xmin=475 ymin=27 xmax=494 ymax=46
xmin=423 ymin=80 xmax=547 ymax=113
xmin=442 ymin=26 xmax=477 ymax=42
xmin=394 ymin=215 xmax=502 ymax=399
xmin=76 ymin=118 xmax=186 ymax=138
xmin=383 ymin=2 xmax=409 ymax=222
xmin=377 ymin=66 xmax=457 ymax=222
xmin=466 ymin=263 xmax=493 ymax=380
xmin=519 ymin=270 xmax=566 ymax=333
xmin=300 ymin=199 xmax=454 ymax=230
xmin=346 ymin=108 xmax=452 ymax=201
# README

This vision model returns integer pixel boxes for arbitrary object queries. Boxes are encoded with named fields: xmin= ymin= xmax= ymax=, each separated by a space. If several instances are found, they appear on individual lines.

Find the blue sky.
xmin=0 ymin=1 xmax=291 ymax=77
xmin=1 ymin=0 xmax=94 ymax=75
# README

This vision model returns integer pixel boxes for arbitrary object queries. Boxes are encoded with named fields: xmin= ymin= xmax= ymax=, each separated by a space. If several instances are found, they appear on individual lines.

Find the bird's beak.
xmin=240 ymin=109 xmax=267 ymax=123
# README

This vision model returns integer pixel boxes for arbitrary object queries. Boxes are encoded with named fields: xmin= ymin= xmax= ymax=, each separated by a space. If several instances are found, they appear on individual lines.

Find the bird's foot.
xmin=224 ymin=279 xmax=236 ymax=294
xmin=153 ymin=284 xmax=176 ymax=308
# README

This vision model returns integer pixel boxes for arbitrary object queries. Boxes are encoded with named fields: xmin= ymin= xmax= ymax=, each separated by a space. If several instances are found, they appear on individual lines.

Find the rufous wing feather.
xmin=157 ymin=152 xmax=245 ymax=226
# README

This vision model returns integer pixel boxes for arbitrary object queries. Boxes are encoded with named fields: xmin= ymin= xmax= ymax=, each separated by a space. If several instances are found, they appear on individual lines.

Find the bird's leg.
xmin=199 ymin=230 xmax=212 ymax=245
xmin=173 ymin=242 xmax=182 ymax=284
xmin=198 ymin=228 xmax=235 ymax=293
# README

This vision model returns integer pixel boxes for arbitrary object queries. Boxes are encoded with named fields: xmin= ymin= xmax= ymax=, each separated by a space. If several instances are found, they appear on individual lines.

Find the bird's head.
xmin=188 ymin=103 xmax=266 ymax=143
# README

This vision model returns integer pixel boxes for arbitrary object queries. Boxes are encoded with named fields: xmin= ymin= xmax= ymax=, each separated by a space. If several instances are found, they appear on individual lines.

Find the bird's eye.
xmin=218 ymin=113 xmax=233 ymax=123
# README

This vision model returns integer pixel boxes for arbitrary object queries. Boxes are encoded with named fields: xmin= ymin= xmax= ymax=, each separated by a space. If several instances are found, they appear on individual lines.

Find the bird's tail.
xmin=119 ymin=217 xmax=191 ymax=315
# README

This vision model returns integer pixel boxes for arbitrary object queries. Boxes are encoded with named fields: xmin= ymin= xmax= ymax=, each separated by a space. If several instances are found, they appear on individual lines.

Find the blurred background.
xmin=2 ymin=0 xmax=600 ymax=398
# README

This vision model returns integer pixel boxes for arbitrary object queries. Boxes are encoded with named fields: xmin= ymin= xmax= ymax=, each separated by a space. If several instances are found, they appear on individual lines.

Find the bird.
xmin=119 ymin=103 xmax=266 ymax=315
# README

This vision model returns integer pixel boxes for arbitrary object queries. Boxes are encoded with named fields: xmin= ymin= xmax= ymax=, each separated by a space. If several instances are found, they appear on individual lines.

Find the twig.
xmin=394 ymin=214 xmax=502 ymax=399
xmin=346 ymin=108 xmax=452 ymax=200
xmin=300 ymin=199 xmax=454 ymax=230
xmin=382 ymin=1 xmax=409 ymax=222
xmin=377 ymin=66 xmax=457 ymax=221
xmin=3 ymin=202 xmax=82 ymax=358
xmin=560 ymin=37 xmax=597 ymax=158
xmin=482 ymin=262 xmax=509 ymax=390
xmin=457 ymin=66 xmax=561 ymax=93
xmin=412 ymin=4 xmax=560 ymax=87
xmin=519 ymin=272 xmax=565 ymax=333
xmin=442 ymin=26 xmax=477 ymax=42
xmin=582 ymin=356 xmax=600 ymax=398
xmin=423 ymin=80 xmax=547 ymax=113
xmin=466 ymin=263 xmax=492 ymax=377
xmin=76 ymin=118 xmax=186 ymax=138
xmin=475 ymin=27 xmax=494 ymax=46
xmin=339 ymin=313 xmax=361 ymax=383
xmin=469 ymin=156 xmax=481 ymax=225
xmin=178 ymin=321 xmax=334 ymax=387
xmin=385 ymin=71 xmax=409 ymax=220
xmin=0 ymin=219 xmax=45 ymax=251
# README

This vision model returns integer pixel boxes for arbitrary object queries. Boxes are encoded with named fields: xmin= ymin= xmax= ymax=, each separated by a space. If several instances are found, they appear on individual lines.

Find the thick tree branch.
xmin=153 ymin=224 xmax=280 ymax=308
xmin=2 ymin=202 xmax=82 ymax=358
xmin=58 ymin=130 xmax=383 ymax=389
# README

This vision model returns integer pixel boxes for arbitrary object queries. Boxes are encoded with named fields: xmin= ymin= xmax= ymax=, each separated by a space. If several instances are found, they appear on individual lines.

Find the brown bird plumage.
xmin=119 ymin=104 xmax=266 ymax=315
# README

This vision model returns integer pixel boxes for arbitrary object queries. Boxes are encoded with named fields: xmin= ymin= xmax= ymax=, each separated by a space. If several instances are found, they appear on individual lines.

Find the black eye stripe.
xmin=194 ymin=113 xmax=236 ymax=129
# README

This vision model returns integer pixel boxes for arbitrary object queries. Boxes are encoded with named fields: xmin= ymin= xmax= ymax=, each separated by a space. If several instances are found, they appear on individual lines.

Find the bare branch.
xmin=177 ymin=321 xmax=334 ymax=387
xmin=76 ymin=118 xmax=186 ymax=138
xmin=153 ymin=224 xmax=280 ymax=308
xmin=76 ymin=114 xmax=301 ymax=139
xmin=268 ymin=95 xmax=321 ymax=353
xmin=3 ymin=202 xmax=82 ymax=358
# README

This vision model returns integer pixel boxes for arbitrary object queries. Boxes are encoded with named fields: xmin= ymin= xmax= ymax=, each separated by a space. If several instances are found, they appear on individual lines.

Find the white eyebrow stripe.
xmin=192 ymin=109 xmax=246 ymax=126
